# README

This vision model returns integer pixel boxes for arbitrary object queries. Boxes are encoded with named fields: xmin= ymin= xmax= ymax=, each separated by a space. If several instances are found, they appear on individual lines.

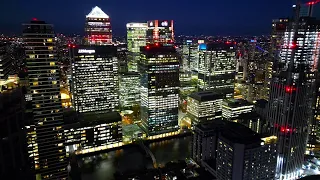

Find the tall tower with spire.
xmin=85 ymin=6 xmax=112 ymax=45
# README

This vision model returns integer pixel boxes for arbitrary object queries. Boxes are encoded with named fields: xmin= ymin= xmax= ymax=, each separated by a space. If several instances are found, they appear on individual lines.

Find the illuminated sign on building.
xmin=78 ymin=49 xmax=95 ymax=54
xmin=161 ymin=21 xmax=168 ymax=26
xmin=199 ymin=43 xmax=207 ymax=50
xmin=149 ymin=21 xmax=154 ymax=27
xmin=198 ymin=40 xmax=205 ymax=44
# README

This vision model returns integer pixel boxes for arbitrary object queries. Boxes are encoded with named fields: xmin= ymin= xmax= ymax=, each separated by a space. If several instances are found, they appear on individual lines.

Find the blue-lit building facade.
xmin=139 ymin=44 xmax=180 ymax=135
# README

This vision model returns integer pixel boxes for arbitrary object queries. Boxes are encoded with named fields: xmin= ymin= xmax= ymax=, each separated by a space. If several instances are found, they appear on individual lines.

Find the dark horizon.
xmin=0 ymin=0 xmax=314 ymax=36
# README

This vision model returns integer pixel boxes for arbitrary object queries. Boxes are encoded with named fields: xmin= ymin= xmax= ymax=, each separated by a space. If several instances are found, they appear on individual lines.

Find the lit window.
xmin=52 ymin=81 xmax=57 ymax=85
xmin=36 ymin=104 xmax=40 ymax=108
xmin=48 ymin=46 xmax=53 ymax=50
xmin=50 ymin=62 xmax=55 ymax=66
xmin=29 ymin=55 xmax=35 ymax=58
xmin=33 ymin=82 xmax=38 ymax=86
xmin=47 ymin=39 xmax=53 ymax=42
xmin=50 ymin=70 xmax=56 ymax=73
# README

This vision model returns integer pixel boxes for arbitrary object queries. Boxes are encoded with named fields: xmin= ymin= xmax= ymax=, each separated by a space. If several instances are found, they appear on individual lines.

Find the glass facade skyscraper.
xmin=139 ymin=44 xmax=180 ymax=135
xmin=126 ymin=23 xmax=147 ymax=72
xmin=23 ymin=19 xmax=67 ymax=179
xmin=146 ymin=20 xmax=174 ymax=44
xmin=71 ymin=45 xmax=118 ymax=113
xmin=198 ymin=43 xmax=236 ymax=97
xmin=267 ymin=16 xmax=320 ymax=180
xmin=85 ymin=6 xmax=112 ymax=45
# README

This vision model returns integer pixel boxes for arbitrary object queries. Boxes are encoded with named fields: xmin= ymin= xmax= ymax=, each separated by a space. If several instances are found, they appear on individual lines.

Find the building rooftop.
xmin=195 ymin=119 xmax=261 ymax=145
xmin=254 ymin=99 xmax=268 ymax=108
xmin=140 ymin=44 xmax=176 ymax=55
xmin=220 ymin=121 xmax=261 ymax=145
xmin=223 ymin=98 xmax=253 ymax=108
xmin=189 ymin=91 xmax=224 ymax=102
xmin=120 ymin=72 xmax=140 ymax=77
xmin=86 ymin=6 xmax=109 ymax=19
xmin=80 ymin=111 xmax=121 ymax=126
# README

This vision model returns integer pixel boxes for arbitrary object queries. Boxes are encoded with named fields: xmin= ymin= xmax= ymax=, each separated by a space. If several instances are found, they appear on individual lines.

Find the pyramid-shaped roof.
xmin=86 ymin=6 xmax=109 ymax=18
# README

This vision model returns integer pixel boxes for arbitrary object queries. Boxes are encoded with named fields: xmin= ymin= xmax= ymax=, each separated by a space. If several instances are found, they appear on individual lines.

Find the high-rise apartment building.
xmin=71 ymin=45 xmax=118 ymax=113
xmin=192 ymin=120 xmax=277 ymax=180
xmin=85 ymin=6 xmax=112 ymax=45
xmin=126 ymin=23 xmax=147 ymax=72
xmin=146 ymin=20 xmax=174 ymax=44
xmin=187 ymin=91 xmax=223 ymax=126
xmin=23 ymin=19 xmax=67 ymax=179
xmin=139 ymin=44 xmax=179 ymax=135
xmin=267 ymin=14 xmax=320 ymax=179
xmin=119 ymin=72 xmax=140 ymax=109
xmin=198 ymin=42 xmax=236 ymax=97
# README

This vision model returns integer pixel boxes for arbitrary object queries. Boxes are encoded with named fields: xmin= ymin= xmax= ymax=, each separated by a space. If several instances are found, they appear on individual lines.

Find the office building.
xmin=64 ymin=112 xmax=122 ymax=155
xmin=117 ymin=43 xmax=128 ymax=73
xmin=182 ymin=40 xmax=199 ymax=72
xmin=23 ymin=19 xmax=67 ymax=179
xmin=0 ymin=42 xmax=11 ymax=81
xmin=119 ymin=72 xmax=140 ymax=109
xmin=222 ymin=98 xmax=254 ymax=121
xmin=192 ymin=120 xmax=277 ymax=180
xmin=187 ymin=91 xmax=223 ymax=126
xmin=267 ymin=15 xmax=320 ymax=179
xmin=71 ymin=45 xmax=118 ymax=113
xmin=242 ymin=39 xmax=270 ymax=102
xmin=146 ymin=20 xmax=174 ymax=44
xmin=198 ymin=42 xmax=236 ymax=97
xmin=85 ymin=6 xmax=112 ymax=45
xmin=139 ymin=44 xmax=179 ymax=135
xmin=127 ymin=23 xmax=148 ymax=72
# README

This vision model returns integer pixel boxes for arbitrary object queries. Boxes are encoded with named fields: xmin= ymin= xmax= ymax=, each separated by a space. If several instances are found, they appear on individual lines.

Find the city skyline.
xmin=0 ymin=0 xmax=304 ymax=36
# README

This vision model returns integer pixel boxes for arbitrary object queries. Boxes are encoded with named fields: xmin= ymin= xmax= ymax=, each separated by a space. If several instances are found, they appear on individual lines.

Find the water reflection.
xmin=82 ymin=136 xmax=191 ymax=180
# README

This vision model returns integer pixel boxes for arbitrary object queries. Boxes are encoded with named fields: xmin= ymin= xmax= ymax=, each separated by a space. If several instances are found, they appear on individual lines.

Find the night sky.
xmin=0 ymin=0 xmax=311 ymax=36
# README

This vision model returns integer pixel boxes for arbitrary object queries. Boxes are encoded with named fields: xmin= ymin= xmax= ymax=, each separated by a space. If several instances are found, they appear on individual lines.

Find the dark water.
xmin=82 ymin=136 xmax=191 ymax=180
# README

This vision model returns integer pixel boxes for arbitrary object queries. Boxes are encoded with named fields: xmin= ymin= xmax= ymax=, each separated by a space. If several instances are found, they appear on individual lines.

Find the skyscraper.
xmin=146 ymin=20 xmax=174 ymax=44
xmin=139 ymin=44 xmax=179 ymax=135
xmin=23 ymin=19 xmax=67 ymax=179
xmin=126 ymin=23 xmax=147 ymax=72
xmin=119 ymin=72 xmax=140 ymax=109
xmin=267 ymin=14 xmax=320 ymax=179
xmin=85 ymin=6 xmax=112 ymax=45
xmin=198 ymin=42 xmax=236 ymax=97
xmin=71 ymin=45 xmax=118 ymax=113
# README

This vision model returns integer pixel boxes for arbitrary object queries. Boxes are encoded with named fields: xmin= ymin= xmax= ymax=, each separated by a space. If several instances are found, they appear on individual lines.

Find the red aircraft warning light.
xmin=32 ymin=18 xmax=38 ymax=21
xmin=285 ymin=85 xmax=297 ymax=93
xmin=307 ymin=0 xmax=320 ymax=5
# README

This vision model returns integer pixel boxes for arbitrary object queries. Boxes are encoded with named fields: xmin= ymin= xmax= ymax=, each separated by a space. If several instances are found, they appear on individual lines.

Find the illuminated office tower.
xmin=222 ymin=99 xmax=253 ymax=121
xmin=85 ymin=6 xmax=112 ymax=45
xmin=119 ymin=72 xmax=140 ymax=108
xmin=192 ymin=120 xmax=277 ymax=180
xmin=139 ymin=44 xmax=179 ymax=135
xmin=126 ymin=23 xmax=147 ymax=72
xmin=267 ymin=14 xmax=320 ymax=179
xmin=198 ymin=42 xmax=236 ymax=97
xmin=23 ymin=19 xmax=67 ymax=179
xmin=0 ymin=42 xmax=11 ymax=80
xmin=243 ymin=39 xmax=270 ymax=102
xmin=187 ymin=91 xmax=223 ymax=125
xmin=146 ymin=20 xmax=174 ymax=44
xmin=71 ymin=45 xmax=118 ymax=113
xmin=182 ymin=40 xmax=199 ymax=72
